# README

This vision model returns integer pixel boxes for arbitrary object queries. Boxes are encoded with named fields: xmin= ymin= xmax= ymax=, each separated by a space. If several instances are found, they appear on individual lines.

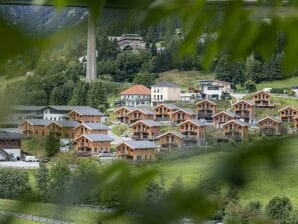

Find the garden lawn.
xmin=256 ymin=76 xmax=298 ymax=90
xmin=0 ymin=199 xmax=131 ymax=224
xmin=155 ymin=138 xmax=298 ymax=208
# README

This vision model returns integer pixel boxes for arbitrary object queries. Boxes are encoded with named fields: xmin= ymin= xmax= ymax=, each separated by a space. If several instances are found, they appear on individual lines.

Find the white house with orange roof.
xmin=120 ymin=85 xmax=151 ymax=107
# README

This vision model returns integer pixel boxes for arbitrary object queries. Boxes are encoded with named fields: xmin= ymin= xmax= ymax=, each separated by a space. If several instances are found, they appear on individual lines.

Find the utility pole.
xmin=86 ymin=8 xmax=97 ymax=82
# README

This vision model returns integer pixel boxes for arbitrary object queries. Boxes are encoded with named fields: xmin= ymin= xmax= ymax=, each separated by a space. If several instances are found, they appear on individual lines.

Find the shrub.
xmin=265 ymin=196 xmax=294 ymax=224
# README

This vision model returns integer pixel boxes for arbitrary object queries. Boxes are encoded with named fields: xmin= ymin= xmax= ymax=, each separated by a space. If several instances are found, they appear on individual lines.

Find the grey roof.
xmin=224 ymin=119 xmax=249 ymax=127
xmin=120 ymin=140 xmax=158 ymax=149
xmin=0 ymin=131 xmax=22 ymax=140
xmin=82 ymin=123 xmax=110 ymax=130
xmin=128 ymin=107 xmax=154 ymax=115
xmin=70 ymin=107 xmax=103 ymax=116
xmin=232 ymin=100 xmax=253 ymax=106
xmin=12 ymin=105 xmax=46 ymax=111
xmin=156 ymin=103 xmax=180 ymax=110
xmin=214 ymin=111 xmax=239 ymax=118
xmin=152 ymin=82 xmax=179 ymax=88
xmin=257 ymin=116 xmax=282 ymax=124
xmin=179 ymin=119 xmax=207 ymax=127
xmin=54 ymin=120 xmax=80 ymax=128
xmin=157 ymin=131 xmax=185 ymax=139
xmin=131 ymin=119 xmax=160 ymax=127
xmin=24 ymin=119 xmax=51 ymax=126
xmin=174 ymin=108 xmax=196 ymax=115
xmin=82 ymin=134 xmax=114 ymax=142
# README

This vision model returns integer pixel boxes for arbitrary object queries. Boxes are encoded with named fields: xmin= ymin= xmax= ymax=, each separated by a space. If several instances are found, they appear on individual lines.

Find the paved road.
xmin=0 ymin=161 xmax=39 ymax=169
xmin=0 ymin=210 xmax=73 ymax=224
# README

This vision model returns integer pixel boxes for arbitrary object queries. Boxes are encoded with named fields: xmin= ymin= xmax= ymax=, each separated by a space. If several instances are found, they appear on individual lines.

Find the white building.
xmin=120 ymin=85 xmax=151 ymax=107
xmin=198 ymin=80 xmax=232 ymax=99
xmin=151 ymin=82 xmax=181 ymax=106
xmin=108 ymin=34 xmax=146 ymax=52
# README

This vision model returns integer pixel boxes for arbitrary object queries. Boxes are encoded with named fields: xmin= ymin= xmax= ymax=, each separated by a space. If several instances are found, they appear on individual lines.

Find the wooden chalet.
xmin=68 ymin=107 xmax=103 ymax=123
xmin=46 ymin=120 xmax=79 ymax=139
xmin=116 ymin=140 xmax=157 ymax=161
xmin=20 ymin=119 xmax=51 ymax=138
xmin=130 ymin=119 xmax=160 ymax=141
xmin=157 ymin=131 xmax=185 ymax=149
xmin=251 ymin=90 xmax=274 ymax=108
xmin=0 ymin=131 xmax=22 ymax=150
xmin=127 ymin=108 xmax=154 ymax=124
xmin=213 ymin=111 xmax=239 ymax=128
xmin=178 ymin=119 xmax=206 ymax=145
xmin=278 ymin=106 xmax=298 ymax=123
xmin=115 ymin=106 xmax=134 ymax=124
xmin=232 ymin=100 xmax=254 ymax=123
xmin=74 ymin=134 xmax=114 ymax=156
xmin=294 ymin=116 xmax=298 ymax=131
xmin=257 ymin=117 xmax=282 ymax=136
xmin=222 ymin=119 xmax=249 ymax=141
xmin=73 ymin=122 xmax=110 ymax=139
xmin=154 ymin=103 xmax=180 ymax=121
xmin=170 ymin=108 xmax=196 ymax=124
xmin=195 ymin=99 xmax=217 ymax=122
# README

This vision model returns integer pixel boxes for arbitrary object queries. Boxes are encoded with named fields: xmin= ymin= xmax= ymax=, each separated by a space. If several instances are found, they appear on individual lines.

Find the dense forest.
xmin=0 ymin=6 xmax=295 ymax=110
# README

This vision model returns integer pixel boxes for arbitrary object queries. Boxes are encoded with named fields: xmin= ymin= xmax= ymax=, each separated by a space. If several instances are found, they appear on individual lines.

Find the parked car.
xmin=25 ymin=156 xmax=39 ymax=162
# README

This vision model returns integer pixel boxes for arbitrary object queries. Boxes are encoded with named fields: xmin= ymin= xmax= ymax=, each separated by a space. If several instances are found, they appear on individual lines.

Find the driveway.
xmin=0 ymin=161 xmax=40 ymax=169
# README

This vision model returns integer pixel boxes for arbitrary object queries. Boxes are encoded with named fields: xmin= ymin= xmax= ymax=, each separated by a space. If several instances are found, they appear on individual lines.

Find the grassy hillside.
xmin=156 ymin=70 xmax=215 ymax=90
xmin=256 ymin=76 xmax=298 ymax=90
xmin=155 ymin=138 xmax=298 ymax=208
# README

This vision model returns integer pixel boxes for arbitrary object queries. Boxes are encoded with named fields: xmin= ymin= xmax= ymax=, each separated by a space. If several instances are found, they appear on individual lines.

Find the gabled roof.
xmin=195 ymin=99 xmax=217 ymax=106
xmin=213 ymin=111 xmax=238 ymax=118
xmin=152 ymin=82 xmax=180 ymax=88
xmin=115 ymin=106 xmax=135 ymax=112
xmin=0 ymin=131 xmax=22 ymax=140
xmin=117 ymin=140 xmax=158 ymax=149
xmin=278 ymin=106 xmax=297 ymax=112
xmin=51 ymin=120 xmax=80 ymax=128
xmin=76 ymin=134 xmax=114 ymax=142
xmin=127 ymin=107 xmax=154 ymax=115
xmin=223 ymin=119 xmax=249 ymax=127
xmin=157 ymin=131 xmax=185 ymax=139
xmin=120 ymin=85 xmax=151 ymax=95
xmin=171 ymin=108 xmax=196 ymax=116
xmin=178 ymin=119 xmax=206 ymax=127
xmin=22 ymin=119 xmax=51 ymax=126
xmin=130 ymin=119 xmax=160 ymax=127
xmin=257 ymin=116 xmax=282 ymax=124
xmin=69 ymin=107 xmax=103 ymax=116
xmin=232 ymin=100 xmax=253 ymax=106
xmin=252 ymin=90 xmax=271 ymax=96
xmin=154 ymin=103 xmax=180 ymax=110
xmin=75 ymin=122 xmax=110 ymax=130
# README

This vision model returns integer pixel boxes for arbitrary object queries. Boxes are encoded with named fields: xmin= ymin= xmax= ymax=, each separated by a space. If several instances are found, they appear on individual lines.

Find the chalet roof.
xmin=118 ymin=140 xmax=158 ymax=149
xmin=252 ymin=90 xmax=271 ymax=96
xmin=130 ymin=119 xmax=160 ymax=127
xmin=257 ymin=116 xmax=282 ymax=124
xmin=232 ymin=100 xmax=253 ymax=106
xmin=157 ymin=131 xmax=185 ymax=139
xmin=52 ymin=120 xmax=80 ymax=128
xmin=120 ymin=85 xmax=151 ymax=95
xmin=278 ymin=106 xmax=297 ymax=112
xmin=23 ymin=119 xmax=51 ymax=126
xmin=152 ymin=82 xmax=179 ymax=88
xmin=195 ymin=99 xmax=217 ymax=105
xmin=154 ymin=103 xmax=180 ymax=110
xmin=171 ymin=108 xmax=196 ymax=116
xmin=0 ymin=131 xmax=22 ymax=140
xmin=79 ymin=134 xmax=114 ymax=142
xmin=12 ymin=105 xmax=46 ymax=111
xmin=223 ymin=119 xmax=249 ymax=127
xmin=214 ymin=111 xmax=238 ymax=118
xmin=115 ymin=106 xmax=135 ymax=112
xmin=178 ymin=119 xmax=207 ymax=127
xmin=69 ymin=107 xmax=103 ymax=116
xmin=77 ymin=122 xmax=110 ymax=130
xmin=127 ymin=107 xmax=154 ymax=115
xmin=214 ymin=80 xmax=232 ymax=85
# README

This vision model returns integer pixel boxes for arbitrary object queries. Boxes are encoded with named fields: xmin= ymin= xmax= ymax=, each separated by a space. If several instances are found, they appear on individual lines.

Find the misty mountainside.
xmin=0 ymin=5 xmax=87 ymax=35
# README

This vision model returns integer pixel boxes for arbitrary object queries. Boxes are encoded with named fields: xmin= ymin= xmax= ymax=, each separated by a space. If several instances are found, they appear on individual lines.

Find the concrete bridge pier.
xmin=86 ymin=8 xmax=97 ymax=82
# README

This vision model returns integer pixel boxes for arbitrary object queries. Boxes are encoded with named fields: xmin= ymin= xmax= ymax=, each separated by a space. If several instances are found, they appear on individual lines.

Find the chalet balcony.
xmin=197 ymin=111 xmax=214 ymax=118
xmin=161 ymin=143 xmax=179 ymax=149
xmin=132 ymin=133 xmax=150 ymax=140
xmin=129 ymin=118 xmax=142 ymax=124
xmin=155 ymin=115 xmax=170 ymax=121
xmin=259 ymin=127 xmax=278 ymax=136
xmin=76 ymin=147 xmax=92 ymax=156
xmin=23 ymin=130 xmax=33 ymax=137
xmin=224 ymin=131 xmax=242 ymax=140
xmin=235 ymin=111 xmax=250 ymax=118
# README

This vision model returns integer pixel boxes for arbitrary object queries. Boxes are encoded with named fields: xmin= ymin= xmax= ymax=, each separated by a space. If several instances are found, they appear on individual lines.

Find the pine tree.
xmin=87 ymin=81 xmax=109 ymax=111
xmin=36 ymin=164 xmax=49 ymax=200
xmin=69 ymin=81 xmax=89 ymax=106
xmin=45 ymin=132 xmax=60 ymax=157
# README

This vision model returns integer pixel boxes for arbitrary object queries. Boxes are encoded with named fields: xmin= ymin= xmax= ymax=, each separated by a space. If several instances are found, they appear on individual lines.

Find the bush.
xmin=271 ymin=88 xmax=286 ymax=94
xmin=265 ymin=196 xmax=294 ymax=224
xmin=244 ymin=80 xmax=257 ymax=93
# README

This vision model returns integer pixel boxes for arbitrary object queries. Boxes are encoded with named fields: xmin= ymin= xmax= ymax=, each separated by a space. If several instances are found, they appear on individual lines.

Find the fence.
xmin=0 ymin=210 xmax=73 ymax=224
